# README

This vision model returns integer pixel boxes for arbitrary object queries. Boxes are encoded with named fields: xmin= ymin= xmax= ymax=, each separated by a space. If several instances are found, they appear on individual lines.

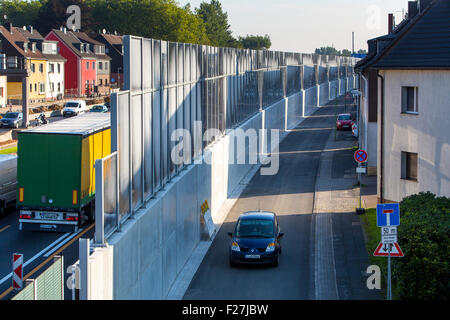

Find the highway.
xmin=184 ymin=96 xmax=379 ymax=300
xmin=0 ymin=208 xmax=93 ymax=300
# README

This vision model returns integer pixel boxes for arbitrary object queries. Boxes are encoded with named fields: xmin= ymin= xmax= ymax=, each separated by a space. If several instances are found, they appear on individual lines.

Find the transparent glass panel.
xmin=118 ymin=93 xmax=130 ymax=220
xmin=143 ymin=92 xmax=153 ymax=199
xmin=131 ymin=94 xmax=143 ymax=208
xmin=103 ymin=154 xmax=117 ymax=237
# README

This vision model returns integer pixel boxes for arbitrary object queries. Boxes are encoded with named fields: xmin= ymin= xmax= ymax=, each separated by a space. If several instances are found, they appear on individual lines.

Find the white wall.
xmin=380 ymin=70 xmax=450 ymax=202
xmin=46 ymin=61 xmax=65 ymax=99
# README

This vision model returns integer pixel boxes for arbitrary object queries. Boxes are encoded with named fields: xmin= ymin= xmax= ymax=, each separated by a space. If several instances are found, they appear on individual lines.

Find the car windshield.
xmin=65 ymin=102 xmax=79 ymax=108
xmin=236 ymin=219 xmax=274 ymax=238
xmin=338 ymin=115 xmax=351 ymax=121
xmin=91 ymin=106 xmax=104 ymax=111
xmin=4 ymin=113 xmax=18 ymax=119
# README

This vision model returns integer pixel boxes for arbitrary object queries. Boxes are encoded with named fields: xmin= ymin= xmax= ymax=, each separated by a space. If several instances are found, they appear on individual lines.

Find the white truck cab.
xmin=62 ymin=100 xmax=88 ymax=117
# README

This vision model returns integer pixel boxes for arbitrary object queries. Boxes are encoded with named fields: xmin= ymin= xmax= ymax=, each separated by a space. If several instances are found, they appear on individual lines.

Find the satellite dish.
xmin=103 ymin=29 xmax=106 ymax=34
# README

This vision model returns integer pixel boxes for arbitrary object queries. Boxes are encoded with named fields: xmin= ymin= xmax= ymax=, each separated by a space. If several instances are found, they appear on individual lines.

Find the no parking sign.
xmin=354 ymin=149 xmax=368 ymax=164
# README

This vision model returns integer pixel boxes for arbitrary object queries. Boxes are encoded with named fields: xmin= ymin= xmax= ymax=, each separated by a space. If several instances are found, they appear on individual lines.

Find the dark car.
xmin=336 ymin=113 xmax=353 ymax=131
xmin=89 ymin=104 xmax=109 ymax=113
xmin=228 ymin=211 xmax=284 ymax=267
xmin=0 ymin=112 xmax=23 ymax=129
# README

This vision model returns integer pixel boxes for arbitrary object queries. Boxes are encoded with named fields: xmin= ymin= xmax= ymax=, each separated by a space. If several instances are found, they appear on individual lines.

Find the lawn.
xmin=0 ymin=146 xmax=17 ymax=155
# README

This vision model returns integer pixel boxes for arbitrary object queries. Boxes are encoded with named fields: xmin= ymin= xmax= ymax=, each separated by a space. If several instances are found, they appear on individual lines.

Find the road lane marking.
xmin=0 ymin=225 xmax=11 ymax=233
xmin=0 ymin=223 xmax=94 ymax=300
xmin=43 ymin=229 xmax=83 ymax=257
xmin=0 ymin=232 xmax=72 ymax=285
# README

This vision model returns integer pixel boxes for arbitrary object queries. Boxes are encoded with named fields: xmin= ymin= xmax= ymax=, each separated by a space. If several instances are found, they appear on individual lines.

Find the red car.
xmin=336 ymin=113 xmax=353 ymax=131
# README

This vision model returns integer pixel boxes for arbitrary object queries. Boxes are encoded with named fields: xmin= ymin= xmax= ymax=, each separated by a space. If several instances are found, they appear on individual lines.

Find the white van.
xmin=62 ymin=100 xmax=88 ymax=117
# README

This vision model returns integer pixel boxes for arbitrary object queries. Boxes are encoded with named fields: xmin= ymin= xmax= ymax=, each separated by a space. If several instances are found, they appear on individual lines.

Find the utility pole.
xmin=352 ymin=32 xmax=355 ymax=54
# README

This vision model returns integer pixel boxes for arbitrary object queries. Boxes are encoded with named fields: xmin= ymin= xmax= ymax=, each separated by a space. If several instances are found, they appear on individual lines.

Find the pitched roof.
xmin=72 ymin=32 xmax=111 ymax=60
xmin=373 ymin=0 xmax=450 ymax=69
xmin=99 ymin=33 xmax=123 ymax=46
xmin=15 ymin=27 xmax=44 ymax=41
xmin=50 ymin=29 xmax=97 ymax=59
xmin=0 ymin=25 xmax=45 ymax=59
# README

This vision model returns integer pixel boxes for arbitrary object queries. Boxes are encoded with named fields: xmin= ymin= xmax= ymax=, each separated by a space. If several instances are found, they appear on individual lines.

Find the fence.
xmin=93 ymin=35 xmax=358 ymax=243
xmin=11 ymin=256 xmax=64 ymax=300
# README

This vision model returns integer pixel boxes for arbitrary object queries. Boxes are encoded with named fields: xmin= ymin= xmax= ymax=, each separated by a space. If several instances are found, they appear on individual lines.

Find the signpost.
xmin=354 ymin=149 xmax=368 ymax=212
xmin=12 ymin=253 xmax=23 ymax=291
xmin=375 ymin=203 xmax=404 ymax=300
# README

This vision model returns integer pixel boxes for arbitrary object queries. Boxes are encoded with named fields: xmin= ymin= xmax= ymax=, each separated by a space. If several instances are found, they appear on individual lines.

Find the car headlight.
xmin=231 ymin=242 xmax=240 ymax=252
xmin=266 ymin=243 xmax=275 ymax=253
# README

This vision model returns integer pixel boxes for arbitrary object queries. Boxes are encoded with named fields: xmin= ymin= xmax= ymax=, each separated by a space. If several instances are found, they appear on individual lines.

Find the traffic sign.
xmin=354 ymin=149 xmax=368 ymax=163
xmin=12 ymin=253 xmax=23 ymax=290
xmin=377 ymin=203 xmax=400 ymax=227
xmin=381 ymin=226 xmax=397 ymax=244
xmin=373 ymin=242 xmax=404 ymax=257
xmin=345 ymin=92 xmax=353 ymax=101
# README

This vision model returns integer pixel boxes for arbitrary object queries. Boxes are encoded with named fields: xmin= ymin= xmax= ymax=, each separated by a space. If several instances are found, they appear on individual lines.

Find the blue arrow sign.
xmin=377 ymin=203 xmax=400 ymax=227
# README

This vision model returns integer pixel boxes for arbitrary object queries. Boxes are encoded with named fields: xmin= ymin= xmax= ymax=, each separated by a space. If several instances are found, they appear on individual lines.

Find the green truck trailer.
xmin=17 ymin=113 xmax=111 ymax=232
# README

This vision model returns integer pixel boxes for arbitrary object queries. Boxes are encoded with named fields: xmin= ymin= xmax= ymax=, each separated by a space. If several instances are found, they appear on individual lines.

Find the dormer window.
xmin=32 ymin=42 xmax=36 ymax=53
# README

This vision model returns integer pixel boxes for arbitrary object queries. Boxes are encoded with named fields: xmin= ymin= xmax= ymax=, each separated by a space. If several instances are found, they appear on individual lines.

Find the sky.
xmin=179 ymin=0 xmax=408 ymax=53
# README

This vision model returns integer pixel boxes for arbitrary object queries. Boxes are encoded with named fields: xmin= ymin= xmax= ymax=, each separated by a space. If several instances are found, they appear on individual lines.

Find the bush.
xmin=393 ymin=192 xmax=450 ymax=300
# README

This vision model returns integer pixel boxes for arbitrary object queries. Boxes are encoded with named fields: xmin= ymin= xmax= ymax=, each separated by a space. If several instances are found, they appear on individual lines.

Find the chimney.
xmin=388 ymin=13 xmax=395 ymax=33
xmin=7 ymin=23 xmax=13 ymax=33
xmin=27 ymin=26 xmax=33 ymax=34
xmin=408 ymin=1 xmax=419 ymax=19
xmin=419 ymin=0 xmax=433 ymax=13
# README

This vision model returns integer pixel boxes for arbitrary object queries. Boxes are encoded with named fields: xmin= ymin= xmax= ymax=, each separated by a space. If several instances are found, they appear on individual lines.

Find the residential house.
xmin=0 ymin=74 xmax=6 ymax=108
xmin=358 ymin=0 xmax=450 ymax=202
xmin=73 ymin=31 xmax=111 ymax=96
xmin=45 ymin=27 xmax=98 ymax=97
xmin=95 ymin=32 xmax=123 ymax=89
xmin=16 ymin=26 xmax=66 ymax=101
xmin=0 ymin=24 xmax=48 ymax=104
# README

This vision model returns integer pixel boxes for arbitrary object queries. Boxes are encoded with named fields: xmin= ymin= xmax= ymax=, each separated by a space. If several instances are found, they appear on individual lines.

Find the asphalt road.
xmin=184 ymin=97 xmax=372 ymax=300
xmin=0 ymin=208 xmax=93 ymax=300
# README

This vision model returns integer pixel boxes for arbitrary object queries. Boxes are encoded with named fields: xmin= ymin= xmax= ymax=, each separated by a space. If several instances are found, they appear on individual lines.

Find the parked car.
xmin=336 ymin=113 xmax=353 ymax=131
xmin=62 ymin=100 xmax=88 ymax=117
xmin=89 ymin=104 xmax=109 ymax=113
xmin=228 ymin=211 xmax=284 ymax=267
xmin=0 ymin=112 xmax=23 ymax=128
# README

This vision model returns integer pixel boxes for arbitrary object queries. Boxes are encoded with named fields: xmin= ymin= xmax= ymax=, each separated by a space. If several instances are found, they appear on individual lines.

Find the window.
xmin=49 ymin=64 xmax=55 ymax=73
xmin=39 ymin=83 xmax=45 ymax=94
xmin=99 ymin=79 xmax=103 ymax=86
xmin=30 ymin=84 xmax=32 ymax=92
xmin=57 ymin=63 xmax=61 ymax=73
xmin=39 ymin=63 xmax=43 ymax=73
xmin=105 ymin=79 xmax=108 ymax=86
xmin=92 ymin=62 xmax=95 ymax=70
xmin=99 ymin=62 xmax=103 ymax=70
xmin=401 ymin=152 xmax=418 ymax=181
xmin=58 ymin=83 xmax=61 ymax=92
xmin=31 ymin=63 xmax=35 ymax=73
xmin=34 ymin=83 xmax=37 ymax=92
xmin=401 ymin=86 xmax=418 ymax=113
xmin=0 ymin=87 xmax=3 ymax=97
xmin=50 ymin=83 xmax=54 ymax=92
xmin=86 ymin=62 xmax=89 ymax=70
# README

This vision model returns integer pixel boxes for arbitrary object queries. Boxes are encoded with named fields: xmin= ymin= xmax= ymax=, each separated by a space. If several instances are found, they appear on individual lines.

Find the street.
xmin=184 ymin=96 xmax=379 ymax=300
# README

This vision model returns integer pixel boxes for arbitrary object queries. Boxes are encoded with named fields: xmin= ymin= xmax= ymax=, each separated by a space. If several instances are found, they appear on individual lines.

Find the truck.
xmin=17 ymin=113 xmax=111 ymax=232
xmin=0 ymin=154 xmax=17 ymax=216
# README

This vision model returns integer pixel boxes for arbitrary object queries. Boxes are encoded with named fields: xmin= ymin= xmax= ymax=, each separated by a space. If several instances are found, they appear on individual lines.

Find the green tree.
xmin=0 ymin=0 xmax=42 ymax=27
xmin=195 ymin=0 xmax=235 ymax=47
xmin=238 ymin=34 xmax=271 ymax=50
xmin=357 ymin=49 xmax=368 ymax=54
xmin=314 ymin=46 xmax=340 ymax=55
xmin=393 ymin=192 xmax=450 ymax=300
xmin=88 ymin=0 xmax=209 ymax=44
xmin=33 ymin=0 xmax=96 ymax=35
xmin=341 ymin=49 xmax=352 ymax=56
